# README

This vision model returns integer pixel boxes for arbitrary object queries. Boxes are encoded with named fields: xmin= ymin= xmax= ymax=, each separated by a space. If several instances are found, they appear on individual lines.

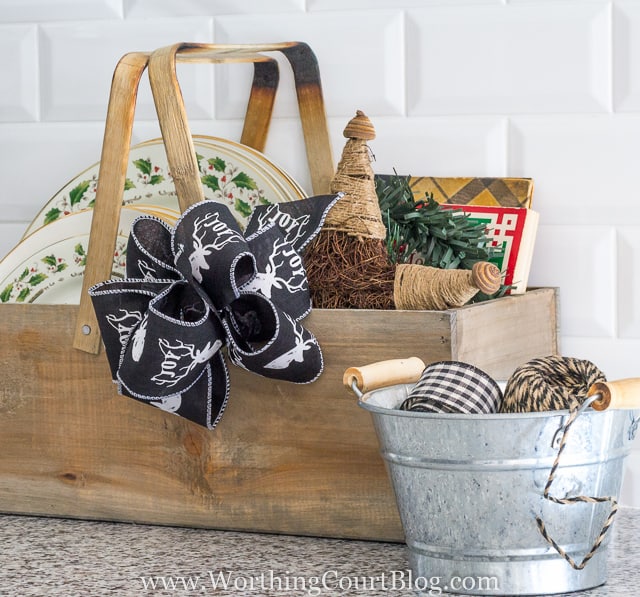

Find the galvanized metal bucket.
xmin=348 ymin=361 xmax=639 ymax=596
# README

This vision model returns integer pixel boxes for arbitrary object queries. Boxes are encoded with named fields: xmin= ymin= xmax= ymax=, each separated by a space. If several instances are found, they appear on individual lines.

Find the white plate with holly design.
xmin=0 ymin=208 xmax=141 ymax=304
xmin=24 ymin=136 xmax=306 ymax=238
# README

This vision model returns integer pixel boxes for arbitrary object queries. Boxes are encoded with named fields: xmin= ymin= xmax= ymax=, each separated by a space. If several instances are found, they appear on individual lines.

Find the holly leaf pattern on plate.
xmin=209 ymin=157 xmax=226 ymax=172
xmin=42 ymin=254 xmax=67 ymax=273
xmin=0 ymin=284 xmax=13 ymax=303
xmin=69 ymin=180 xmax=92 ymax=207
xmin=235 ymin=199 xmax=252 ymax=218
xmin=232 ymin=172 xmax=258 ymax=190
xmin=201 ymin=175 xmax=220 ymax=192
xmin=44 ymin=207 xmax=62 ymax=225
xmin=133 ymin=158 xmax=152 ymax=176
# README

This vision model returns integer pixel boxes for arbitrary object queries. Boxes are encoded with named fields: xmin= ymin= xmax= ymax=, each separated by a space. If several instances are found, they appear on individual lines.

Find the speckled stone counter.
xmin=1 ymin=508 xmax=638 ymax=596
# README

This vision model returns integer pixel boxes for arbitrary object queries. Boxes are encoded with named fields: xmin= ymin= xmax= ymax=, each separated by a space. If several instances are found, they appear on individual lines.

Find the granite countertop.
xmin=0 ymin=509 xmax=638 ymax=596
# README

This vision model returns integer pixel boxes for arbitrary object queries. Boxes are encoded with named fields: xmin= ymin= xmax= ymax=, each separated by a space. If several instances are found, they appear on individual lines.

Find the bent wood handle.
xmin=344 ymin=357 xmax=426 ymax=395
xmin=74 ymin=42 xmax=334 ymax=354
xmin=73 ymin=51 xmax=150 ymax=354
xmin=151 ymin=42 xmax=334 ymax=194
xmin=148 ymin=44 xmax=282 ymax=212
xmin=588 ymin=379 xmax=640 ymax=411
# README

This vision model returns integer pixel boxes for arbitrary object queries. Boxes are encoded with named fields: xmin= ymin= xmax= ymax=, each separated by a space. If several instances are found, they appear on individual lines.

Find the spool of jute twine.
xmin=394 ymin=262 xmax=501 ymax=311
xmin=501 ymin=355 xmax=614 ymax=570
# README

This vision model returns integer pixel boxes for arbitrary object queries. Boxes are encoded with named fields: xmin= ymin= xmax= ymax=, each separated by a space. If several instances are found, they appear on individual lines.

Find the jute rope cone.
xmin=323 ymin=110 xmax=387 ymax=240
xmin=304 ymin=111 xmax=501 ymax=310
xmin=305 ymin=110 xmax=396 ymax=309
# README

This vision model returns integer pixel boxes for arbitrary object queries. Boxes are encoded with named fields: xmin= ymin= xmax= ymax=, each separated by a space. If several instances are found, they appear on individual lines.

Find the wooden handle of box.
xmin=588 ymin=379 xmax=640 ymax=411
xmin=344 ymin=357 xmax=426 ymax=395
xmin=73 ymin=51 xmax=150 ymax=354
xmin=148 ymin=44 xmax=285 ymax=211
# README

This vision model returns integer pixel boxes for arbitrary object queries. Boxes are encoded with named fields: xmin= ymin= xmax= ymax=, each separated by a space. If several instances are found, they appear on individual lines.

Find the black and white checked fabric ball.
xmin=400 ymin=361 xmax=503 ymax=414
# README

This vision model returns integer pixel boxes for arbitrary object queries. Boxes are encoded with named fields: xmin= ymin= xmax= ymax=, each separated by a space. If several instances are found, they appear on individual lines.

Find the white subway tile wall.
xmin=1 ymin=1 xmax=640 ymax=505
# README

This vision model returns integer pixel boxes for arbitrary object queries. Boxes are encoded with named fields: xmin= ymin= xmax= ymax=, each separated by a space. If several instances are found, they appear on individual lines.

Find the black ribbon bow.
xmin=89 ymin=194 xmax=340 ymax=429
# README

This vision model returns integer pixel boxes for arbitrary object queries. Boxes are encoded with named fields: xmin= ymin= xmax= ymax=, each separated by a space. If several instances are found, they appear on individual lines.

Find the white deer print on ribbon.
xmin=131 ymin=315 xmax=148 ymax=362
xmin=250 ymin=204 xmax=311 ymax=248
xmin=150 ymin=394 xmax=182 ymax=413
xmin=189 ymin=210 xmax=242 ymax=283
xmin=152 ymin=338 xmax=222 ymax=388
xmin=242 ymin=237 xmax=307 ymax=300
xmin=106 ymin=309 xmax=143 ymax=347
xmin=264 ymin=313 xmax=316 ymax=370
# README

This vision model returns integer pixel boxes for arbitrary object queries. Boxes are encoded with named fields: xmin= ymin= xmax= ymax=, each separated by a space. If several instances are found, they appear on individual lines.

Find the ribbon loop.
xmin=173 ymin=203 xmax=255 ymax=310
xmin=224 ymin=292 xmax=323 ymax=383
xmin=90 ymin=194 xmax=340 ymax=429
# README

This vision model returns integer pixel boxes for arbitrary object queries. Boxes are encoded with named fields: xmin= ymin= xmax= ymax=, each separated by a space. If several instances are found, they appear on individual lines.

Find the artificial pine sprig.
xmin=375 ymin=172 xmax=509 ymax=299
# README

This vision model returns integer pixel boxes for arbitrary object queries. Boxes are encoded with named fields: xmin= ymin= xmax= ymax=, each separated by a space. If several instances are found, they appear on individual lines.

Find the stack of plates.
xmin=1 ymin=136 xmax=307 ymax=305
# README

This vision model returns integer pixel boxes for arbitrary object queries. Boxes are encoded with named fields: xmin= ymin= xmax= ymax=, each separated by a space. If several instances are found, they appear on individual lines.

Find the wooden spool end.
xmin=471 ymin=261 xmax=501 ymax=295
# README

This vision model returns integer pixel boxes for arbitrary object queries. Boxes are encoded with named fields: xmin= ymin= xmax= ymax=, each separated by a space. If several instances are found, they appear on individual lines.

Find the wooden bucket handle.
xmin=73 ymin=42 xmax=334 ymax=354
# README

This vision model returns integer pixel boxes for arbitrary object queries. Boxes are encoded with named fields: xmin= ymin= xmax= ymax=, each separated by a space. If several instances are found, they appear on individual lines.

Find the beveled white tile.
xmin=131 ymin=119 xmax=245 ymax=147
xmin=0 ymin=123 xmax=105 ymax=222
xmin=0 ymin=25 xmax=38 ymax=122
xmin=125 ymin=0 xmax=304 ymax=17
xmin=260 ymin=117 xmax=334 ymax=196
xmin=614 ymin=2 xmax=640 ymax=111
xmin=509 ymin=116 xmax=640 ymax=226
xmin=407 ymin=3 xmax=610 ymax=115
xmin=0 ymin=0 xmax=122 ymax=22
xmin=528 ymin=225 xmax=615 ymax=338
xmin=40 ymin=19 xmax=213 ymax=122
xmin=370 ymin=116 xmax=507 ymax=177
xmin=214 ymin=11 xmax=405 ymax=120
xmin=617 ymin=227 xmax=640 ymax=338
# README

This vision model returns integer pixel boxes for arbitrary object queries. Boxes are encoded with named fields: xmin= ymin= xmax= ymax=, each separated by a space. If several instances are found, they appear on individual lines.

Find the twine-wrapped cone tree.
xmin=304 ymin=110 xmax=500 ymax=310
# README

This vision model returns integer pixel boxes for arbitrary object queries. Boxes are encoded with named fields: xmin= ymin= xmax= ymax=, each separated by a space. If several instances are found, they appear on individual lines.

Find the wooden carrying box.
xmin=0 ymin=44 xmax=558 ymax=542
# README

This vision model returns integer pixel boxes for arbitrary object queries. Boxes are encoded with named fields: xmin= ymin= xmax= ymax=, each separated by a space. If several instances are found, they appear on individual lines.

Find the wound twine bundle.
xmin=501 ymin=355 xmax=606 ymax=413
xmin=501 ymin=355 xmax=613 ymax=570
xmin=394 ymin=262 xmax=501 ymax=311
